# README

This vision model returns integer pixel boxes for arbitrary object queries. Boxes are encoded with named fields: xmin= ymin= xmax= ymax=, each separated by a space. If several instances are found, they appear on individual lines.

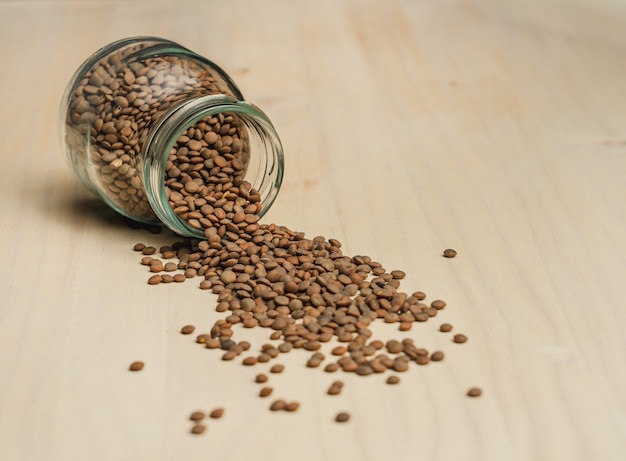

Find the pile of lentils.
xmin=133 ymin=218 xmax=480 ymax=431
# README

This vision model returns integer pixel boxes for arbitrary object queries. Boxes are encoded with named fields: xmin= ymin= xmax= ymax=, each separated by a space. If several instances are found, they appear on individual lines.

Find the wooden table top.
xmin=1 ymin=1 xmax=625 ymax=460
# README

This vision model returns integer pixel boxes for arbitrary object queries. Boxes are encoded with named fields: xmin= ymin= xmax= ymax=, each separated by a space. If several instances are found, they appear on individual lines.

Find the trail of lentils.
xmin=133 ymin=207 xmax=474 ymax=432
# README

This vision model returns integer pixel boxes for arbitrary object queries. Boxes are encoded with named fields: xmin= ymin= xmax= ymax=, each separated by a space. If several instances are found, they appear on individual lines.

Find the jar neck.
xmin=142 ymin=95 xmax=284 ymax=237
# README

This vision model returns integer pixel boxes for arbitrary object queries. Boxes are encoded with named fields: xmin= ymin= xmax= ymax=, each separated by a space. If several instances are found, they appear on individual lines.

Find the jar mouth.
xmin=142 ymin=95 xmax=284 ymax=238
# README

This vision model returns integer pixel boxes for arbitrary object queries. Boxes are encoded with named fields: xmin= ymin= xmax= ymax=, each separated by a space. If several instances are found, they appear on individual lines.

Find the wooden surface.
xmin=1 ymin=1 xmax=625 ymax=460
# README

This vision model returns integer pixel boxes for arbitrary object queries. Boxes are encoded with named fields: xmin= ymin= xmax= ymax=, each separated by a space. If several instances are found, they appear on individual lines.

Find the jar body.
xmin=61 ymin=37 xmax=283 ymax=237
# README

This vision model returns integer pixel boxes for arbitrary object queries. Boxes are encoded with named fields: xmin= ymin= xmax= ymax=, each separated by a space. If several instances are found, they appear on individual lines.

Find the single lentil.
xmin=242 ymin=356 xmax=257 ymax=366
xmin=189 ymin=411 xmax=205 ymax=421
xmin=327 ymin=381 xmax=344 ymax=395
xmin=259 ymin=387 xmax=273 ymax=398
xmin=181 ymin=325 xmax=196 ymax=335
xmin=259 ymin=386 xmax=274 ymax=397
xmin=209 ymin=408 xmax=224 ymax=419
xmin=324 ymin=363 xmax=339 ymax=373
xmin=467 ymin=387 xmax=482 ymax=397
xmin=430 ymin=351 xmax=445 ymax=362
xmin=453 ymin=334 xmax=468 ymax=344
xmin=190 ymin=424 xmax=206 ymax=435
xmin=270 ymin=364 xmax=285 ymax=374
xmin=431 ymin=300 xmax=447 ymax=310
xmin=270 ymin=399 xmax=286 ymax=411
xmin=284 ymin=402 xmax=300 ymax=412
xmin=129 ymin=361 xmax=144 ymax=371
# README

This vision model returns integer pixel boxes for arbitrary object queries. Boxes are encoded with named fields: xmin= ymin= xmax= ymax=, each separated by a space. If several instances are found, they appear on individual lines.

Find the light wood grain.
xmin=1 ymin=0 xmax=625 ymax=460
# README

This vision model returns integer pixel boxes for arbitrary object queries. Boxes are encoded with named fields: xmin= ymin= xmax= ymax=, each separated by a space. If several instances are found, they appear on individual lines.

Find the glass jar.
xmin=60 ymin=36 xmax=284 ymax=238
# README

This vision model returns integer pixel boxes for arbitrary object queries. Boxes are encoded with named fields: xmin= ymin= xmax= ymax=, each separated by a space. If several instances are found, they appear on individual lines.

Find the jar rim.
xmin=142 ymin=94 xmax=285 ymax=238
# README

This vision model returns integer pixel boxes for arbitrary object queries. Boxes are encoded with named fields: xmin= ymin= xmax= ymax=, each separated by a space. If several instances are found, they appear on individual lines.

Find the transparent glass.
xmin=60 ymin=36 xmax=284 ymax=237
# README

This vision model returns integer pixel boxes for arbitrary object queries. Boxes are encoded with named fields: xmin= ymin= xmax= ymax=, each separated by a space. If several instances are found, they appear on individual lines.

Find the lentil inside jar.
xmin=61 ymin=37 xmax=283 ymax=237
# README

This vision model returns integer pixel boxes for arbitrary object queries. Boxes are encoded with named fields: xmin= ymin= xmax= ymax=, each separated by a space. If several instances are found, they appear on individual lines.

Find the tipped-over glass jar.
xmin=60 ymin=36 xmax=284 ymax=238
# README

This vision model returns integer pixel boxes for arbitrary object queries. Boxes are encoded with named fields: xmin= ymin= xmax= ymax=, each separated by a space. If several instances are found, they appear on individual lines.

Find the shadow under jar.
xmin=60 ymin=36 xmax=284 ymax=237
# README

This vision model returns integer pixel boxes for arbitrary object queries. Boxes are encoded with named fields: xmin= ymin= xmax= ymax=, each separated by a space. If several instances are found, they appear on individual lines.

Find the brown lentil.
xmin=331 ymin=346 xmax=347 ymax=356
xmin=386 ymin=340 xmax=403 ymax=354
xmin=453 ymin=334 xmax=468 ymax=344
xmin=443 ymin=248 xmax=458 ymax=258
xmin=129 ymin=361 xmax=144 ymax=371
xmin=335 ymin=412 xmax=351 ymax=423
xmin=209 ymin=408 xmax=224 ymax=419
xmin=180 ymin=325 xmax=196 ymax=335
xmin=439 ymin=323 xmax=453 ymax=332
xmin=430 ymin=351 xmax=445 ymax=362
xmin=386 ymin=375 xmax=400 ymax=385
xmin=142 ymin=246 xmax=157 ymax=255
xmin=431 ymin=300 xmax=447 ymax=310
xmin=284 ymin=401 xmax=300 ymax=412
xmin=327 ymin=381 xmax=344 ymax=395
xmin=392 ymin=358 xmax=409 ymax=372
xmin=270 ymin=364 xmax=285 ymax=374
xmin=190 ymin=424 xmax=206 ymax=435
xmin=259 ymin=387 xmax=273 ymax=398
xmin=270 ymin=399 xmax=287 ymax=411
xmin=189 ymin=411 xmax=205 ymax=421
xmin=242 ymin=356 xmax=258 ymax=366
xmin=467 ymin=387 xmax=482 ymax=397
xmin=221 ymin=351 xmax=237 ymax=361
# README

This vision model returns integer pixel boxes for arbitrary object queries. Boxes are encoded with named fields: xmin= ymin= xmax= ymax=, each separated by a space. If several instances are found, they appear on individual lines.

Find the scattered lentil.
xmin=209 ymin=408 xmax=224 ymax=419
xmin=443 ymin=249 xmax=458 ymax=258
xmin=259 ymin=387 xmax=273 ymax=398
xmin=129 ymin=361 xmax=144 ymax=371
xmin=324 ymin=363 xmax=339 ymax=373
xmin=147 ymin=275 xmax=162 ymax=285
xmin=189 ymin=411 xmax=205 ymax=422
xmin=284 ymin=402 xmax=300 ymax=412
xmin=467 ymin=387 xmax=482 ymax=397
xmin=431 ymin=300 xmax=447 ymax=310
xmin=190 ymin=424 xmax=206 ymax=435
xmin=242 ymin=356 xmax=258 ymax=366
xmin=453 ymin=334 xmax=468 ymax=344
xmin=335 ymin=412 xmax=351 ymax=423
xmin=270 ymin=399 xmax=287 ymax=411
xmin=181 ymin=325 xmax=196 ymax=335
xmin=270 ymin=364 xmax=285 ymax=374
xmin=386 ymin=375 xmax=400 ymax=385
xmin=430 ymin=351 xmax=445 ymax=362
xmin=327 ymin=381 xmax=344 ymax=395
